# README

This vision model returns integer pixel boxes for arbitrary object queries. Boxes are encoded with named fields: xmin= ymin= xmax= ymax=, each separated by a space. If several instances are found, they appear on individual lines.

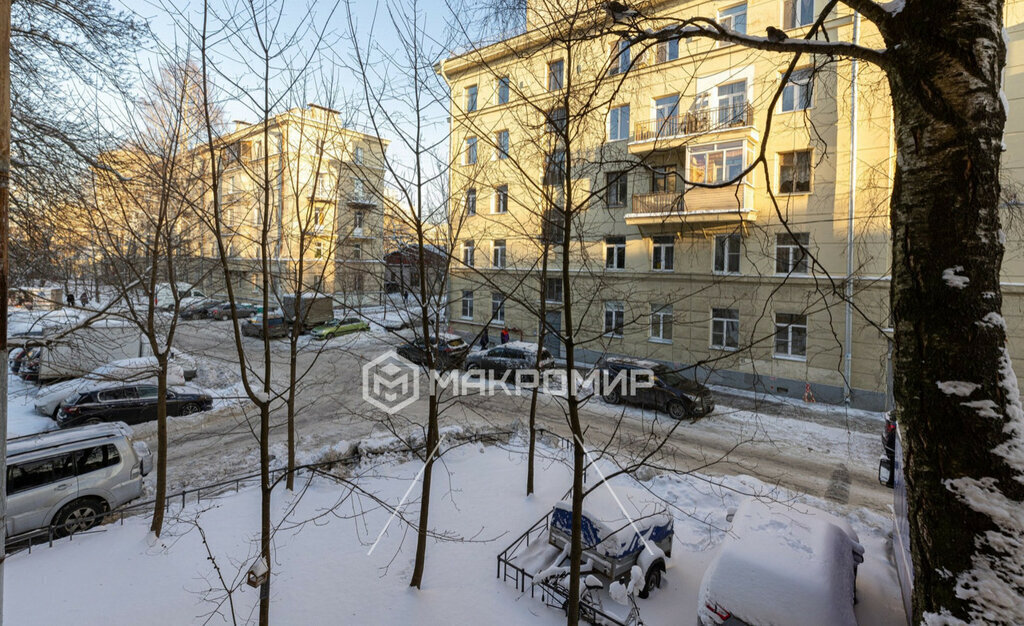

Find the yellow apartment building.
xmin=194 ymin=104 xmax=389 ymax=304
xmin=439 ymin=0 xmax=1024 ymax=411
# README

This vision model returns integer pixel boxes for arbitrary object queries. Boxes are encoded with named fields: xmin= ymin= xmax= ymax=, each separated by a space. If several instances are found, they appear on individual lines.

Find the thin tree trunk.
xmin=527 ymin=244 xmax=550 ymax=496
xmin=888 ymin=3 xmax=1024 ymax=621
xmin=149 ymin=359 xmax=168 ymax=536
xmin=409 ymin=397 xmax=438 ymax=588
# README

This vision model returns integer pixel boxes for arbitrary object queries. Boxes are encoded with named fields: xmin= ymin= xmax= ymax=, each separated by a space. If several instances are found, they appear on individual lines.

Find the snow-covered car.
xmin=698 ymin=498 xmax=865 ymax=626
xmin=396 ymin=334 xmax=470 ymax=368
xmin=34 ymin=356 xmax=192 ymax=418
xmin=545 ymin=488 xmax=673 ymax=599
xmin=464 ymin=342 xmax=554 ymax=376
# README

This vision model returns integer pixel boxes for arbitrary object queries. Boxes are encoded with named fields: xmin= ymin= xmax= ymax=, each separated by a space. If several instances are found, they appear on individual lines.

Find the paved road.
xmin=134 ymin=319 xmax=890 ymax=513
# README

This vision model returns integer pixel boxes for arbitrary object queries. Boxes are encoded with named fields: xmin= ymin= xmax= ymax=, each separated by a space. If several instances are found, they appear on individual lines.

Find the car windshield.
xmin=656 ymin=367 xmax=701 ymax=391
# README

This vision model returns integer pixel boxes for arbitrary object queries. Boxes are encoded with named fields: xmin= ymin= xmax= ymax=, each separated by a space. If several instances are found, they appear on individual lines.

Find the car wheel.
xmin=666 ymin=400 xmax=688 ymax=420
xmin=220 ymin=314 xmax=230 ymax=321
xmin=84 ymin=417 xmax=103 ymax=425
xmin=52 ymin=498 xmax=106 ymax=537
xmin=638 ymin=561 xmax=664 ymax=599
xmin=602 ymin=389 xmax=622 ymax=404
xmin=180 ymin=402 xmax=202 ymax=416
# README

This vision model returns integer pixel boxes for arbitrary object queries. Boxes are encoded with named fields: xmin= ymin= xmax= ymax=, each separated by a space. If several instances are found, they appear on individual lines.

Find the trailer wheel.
xmin=638 ymin=560 xmax=664 ymax=599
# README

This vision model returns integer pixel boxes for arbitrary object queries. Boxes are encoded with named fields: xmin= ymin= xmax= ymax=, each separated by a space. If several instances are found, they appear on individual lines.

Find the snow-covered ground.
xmin=5 ymin=437 xmax=906 ymax=625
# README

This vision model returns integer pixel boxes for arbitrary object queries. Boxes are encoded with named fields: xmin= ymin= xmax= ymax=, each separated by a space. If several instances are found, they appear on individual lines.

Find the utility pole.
xmin=0 ymin=0 xmax=12 ymax=622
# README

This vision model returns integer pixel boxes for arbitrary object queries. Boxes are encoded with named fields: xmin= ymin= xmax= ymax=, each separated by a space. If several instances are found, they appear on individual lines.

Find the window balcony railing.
xmin=633 ymin=103 xmax=755 ymax=143
xmin=630 ymin=185 xmax=753 ymax=215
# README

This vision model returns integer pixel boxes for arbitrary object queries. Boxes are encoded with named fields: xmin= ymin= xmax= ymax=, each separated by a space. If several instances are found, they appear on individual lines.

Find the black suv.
xmin=56 ymin=384 xmax=214 ymax=428
xmin=600 ymin=358 xmax=714 ymax=420
xmin=397 ymin=335 xmax=470 ymax=369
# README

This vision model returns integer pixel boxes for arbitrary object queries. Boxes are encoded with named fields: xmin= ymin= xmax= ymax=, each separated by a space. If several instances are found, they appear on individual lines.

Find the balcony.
xmin=630 ymin=103 xmax=756 ymax=153
xmin=625 ymin=185 xmax=756 ymax=232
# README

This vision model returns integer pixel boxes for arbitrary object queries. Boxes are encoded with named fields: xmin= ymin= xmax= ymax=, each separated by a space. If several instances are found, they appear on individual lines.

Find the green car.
xmin=310 ymin=317 xmax=370 ymax=339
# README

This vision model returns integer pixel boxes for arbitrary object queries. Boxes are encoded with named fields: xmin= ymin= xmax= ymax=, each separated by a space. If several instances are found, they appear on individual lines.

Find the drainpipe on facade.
xmin=843 ymin=11 xmax=861 ymax=404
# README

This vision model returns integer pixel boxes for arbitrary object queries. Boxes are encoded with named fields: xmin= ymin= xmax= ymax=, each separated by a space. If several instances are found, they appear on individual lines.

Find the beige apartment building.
xmin=439 ymin=0 xmax=1024 ymax=411
xmin=191 ymin=104 xmax=389 ymax=304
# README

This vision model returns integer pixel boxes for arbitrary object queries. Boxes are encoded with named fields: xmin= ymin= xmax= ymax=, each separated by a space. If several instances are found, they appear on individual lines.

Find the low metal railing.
xmin=633 ymin=103 xmax=755 ymax=143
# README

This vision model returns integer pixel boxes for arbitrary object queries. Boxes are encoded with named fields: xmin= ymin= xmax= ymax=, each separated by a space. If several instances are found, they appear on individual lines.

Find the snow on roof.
xmin=501 ymin=341 xmax=544 ymax=354
xmin=698 ymin=498 xmax=863 ymax=626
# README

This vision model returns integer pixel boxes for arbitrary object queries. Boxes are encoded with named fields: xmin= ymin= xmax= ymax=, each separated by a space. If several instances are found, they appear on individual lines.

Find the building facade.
xmin=439 ymin=0 xmax=1024 ymax=410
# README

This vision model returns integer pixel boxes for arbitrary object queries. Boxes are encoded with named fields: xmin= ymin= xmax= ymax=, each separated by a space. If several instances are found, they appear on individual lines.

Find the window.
xmin=314 ymin=240 xmax=325 ymax=259
xmin=352 ymin=179 xmax=366 ymax=202
xmin=779 ymin=150 xmax=811 ymax=193
xmin=462 ymin=239 xmax=475 ymax=267
xmin=493 ymin=239 xmax=506 ymax=268
xmin=492 ymin=293 xmax=506 ymax=323
xmin=609 ymin=105 xmax=630 ymax=141
xmin=605 ymin=236 xmax=626 ymax=269
xmin=604 ymin=301 xmax=625 ymax=337
xmin=775 ymin=313 xmax=807 ymax=358
xmin=497 ymin=76 xmax=510 ymax=104
xmin=353 ymin=243 xmax=362 ymax=260
xmin=546 ymin=277 xmax=563 ymax=303
xmin=546 ymin=107 xmax=567 ymax=135
xmin=352 ymin=273 xmax=365 ymax=292
xmin=688 ymin=141 xmax=744 ymax=184
xmin=461 ymin=290 xmax=474 ymax=319
xmin=496 ymin=130 xmax=510 ymax=159
xmin=354 ymin=146 xmax=364 ymax=165
xmin=719 ymin=3 xmax=747 ymax=38
xmin=610 ymin=40 xmax=630 ymax=75
xmin=718 ymin=80 xmax=748 ymax=126
xmin=652 ymin=165 xmax=677 ymax=193
xmin=656 ymin=39 xmax=679 ymax=63
xmin=465 ymin=137 xmax=478 ymax=165
xmin=714 ymin=234 xmax=741 ymax=273
xmin=650 ymin=304 xmax=673 ymax=341
xmin=354 ymin=210 xmax=365 ymax=230
xmin=544 ymin=150 xmax=566 ymax=186
xmin=8 ymin=453 xmax=76 ymax=495
xmin=465 ymin=188 xmax=477 ymax=216
xmin=606 ymin=171 xmax=627 ymax=207
xmin=784 ymin=0 xmax=815 ymax=28
xmin=313 ymin=204 xmax=326 ymax=227
xmin=493 ymin=185 xmax=509 ymax=213
xmin=652 ymin=236 xmax=674 ymax=271
xmin=654 ymin=94 xmax=680 ymax=137
xmin=781 ymin=69 xmax=814 ymax=112
xmin=548 ymin=59 xmax=564 ymax=91
xmin=776 ymin=232 xmax=810 ymax=274
xmin=466 ymin=85 xmax=478 ymax=112
xmin=77 ymin=445 xmax=121 ymax=475
xmin=711 ymin=308 xmax=740 ymax=349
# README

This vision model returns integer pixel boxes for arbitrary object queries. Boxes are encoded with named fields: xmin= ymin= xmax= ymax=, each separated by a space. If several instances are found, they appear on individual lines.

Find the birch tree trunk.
xmin=887 ymin=2 xmax=1024 ymax=621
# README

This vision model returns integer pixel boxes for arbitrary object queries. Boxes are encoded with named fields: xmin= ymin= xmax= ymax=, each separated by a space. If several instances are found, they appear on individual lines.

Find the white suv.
xmin=6 ymin=422 xmax=151 ymax=541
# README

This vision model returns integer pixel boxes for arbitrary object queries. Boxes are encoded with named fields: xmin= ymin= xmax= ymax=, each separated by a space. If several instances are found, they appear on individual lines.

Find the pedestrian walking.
xmin=80 ymin=291 xmax=90 ymax=306
xmin=501 ymin=327 xmax=510 ymax=344
xmin=480 ymin=327 xmax=490 ymax=350
xmin=67 ymin=292 xmax=75 ymax=307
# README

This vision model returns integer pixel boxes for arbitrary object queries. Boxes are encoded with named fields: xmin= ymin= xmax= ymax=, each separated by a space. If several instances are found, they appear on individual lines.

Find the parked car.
xmin=207 ymin=302 xmax=259 ymax=321
xmin=6 ymin=422 xmax=151 ymax=540
xmin=180 ymin=297 xmax=220 ymax=320
xmin=545 ymin=487 xmax=673 ymax=599
xmin=153 ymin=282 xmax=205 ymax=311
xmin=698 ymin=498 xmax=864 ymax=626
xmin=56 ymin=384 xmax=213 ymax=429
xmin=396 ymin=334 xmax=470 ymax=368
xmin=310 ymin=317 xmax=370 ymax=339
xmin=281 ymin=293 xmax=334 ymax=329
xmin=241 ymin=313 xmax=289 ymax=339
xmin=16 ymin=347 xmax=43 ymax=381
xmin=8 ymin=346 xmax=26 ymax=374
xmin=600 ymin=358 xmax=714 ymax=419
xmin=465 ymin=341 xmax=554 ymax=377
xmin=34 ymin=355 xmax=194 ymax=418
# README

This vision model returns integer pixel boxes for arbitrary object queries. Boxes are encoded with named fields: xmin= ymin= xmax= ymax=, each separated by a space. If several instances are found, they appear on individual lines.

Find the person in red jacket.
xmin=500 ymin=327 xmax=510 ymax=344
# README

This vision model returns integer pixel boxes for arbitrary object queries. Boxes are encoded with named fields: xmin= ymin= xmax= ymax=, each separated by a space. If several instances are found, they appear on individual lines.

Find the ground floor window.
xmin=492 ymin=292 xmax=505 ymax=323
xmin=774 ymin=312 xmax=807 ymax=358
xmin=461 ymin=290 xmax=474 ymax=319
xmin=650 ymin=303 xmax=673 ymax=341
xmin=604 ymin=301 xmax=625 ymax=337
xmin=711 ymin=307 xmax=739 ymax=349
